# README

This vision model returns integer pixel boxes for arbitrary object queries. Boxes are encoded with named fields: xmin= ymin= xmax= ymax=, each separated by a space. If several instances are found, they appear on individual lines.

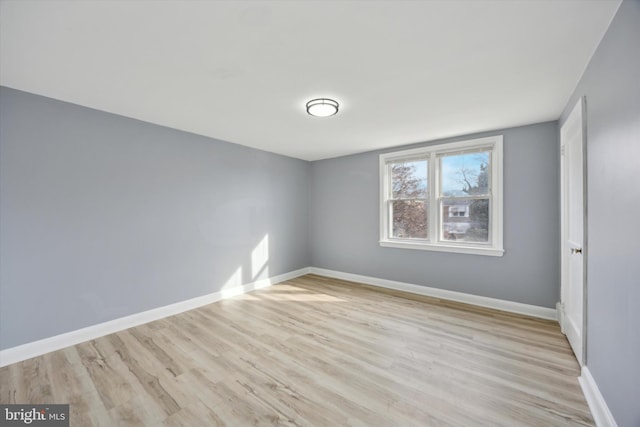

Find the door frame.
xmin=560 ymin=96 xmax=588 ymax=366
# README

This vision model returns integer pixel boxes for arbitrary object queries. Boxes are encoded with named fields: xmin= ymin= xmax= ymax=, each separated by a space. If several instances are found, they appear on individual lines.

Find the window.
xmin=448 ymin=205 xmax=469 ymax=218
xmin=380 ymin=136 xmax=503 ymax=256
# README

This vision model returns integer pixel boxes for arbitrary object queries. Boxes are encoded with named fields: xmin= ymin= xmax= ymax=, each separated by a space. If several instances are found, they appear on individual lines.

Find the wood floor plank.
xmin=0 ymin=274 xmax=594 ymax=426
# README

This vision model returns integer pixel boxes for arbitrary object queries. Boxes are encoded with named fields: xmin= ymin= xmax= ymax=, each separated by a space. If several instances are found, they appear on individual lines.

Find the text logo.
xmin=1 ymin=405 xmax=69 ymax=426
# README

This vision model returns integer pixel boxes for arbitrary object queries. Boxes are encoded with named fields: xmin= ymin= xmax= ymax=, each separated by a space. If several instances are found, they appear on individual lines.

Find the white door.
xmin=560 ymin=97 xmax=586 ymax=365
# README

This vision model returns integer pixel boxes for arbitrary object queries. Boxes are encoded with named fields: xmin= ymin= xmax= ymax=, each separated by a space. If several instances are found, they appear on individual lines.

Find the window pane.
xmin=441 ymin=199 xmax=489 ymax=242
xmin=392 ymin=200 xmax=428 ymax=239
xmin=391 ymin=160 xmax=427 ymax=199
xmin=440 ymin=152 xmax=490 ymax=196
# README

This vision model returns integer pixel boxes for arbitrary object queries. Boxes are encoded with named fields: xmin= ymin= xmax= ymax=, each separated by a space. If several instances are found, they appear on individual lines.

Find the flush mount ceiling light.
xmin=306 ymin=98 xmax=339 ymax=117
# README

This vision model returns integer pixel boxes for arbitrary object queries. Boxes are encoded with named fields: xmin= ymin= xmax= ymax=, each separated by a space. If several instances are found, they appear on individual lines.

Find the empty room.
xmin=0 ymin=1 xmax=638 ymax=426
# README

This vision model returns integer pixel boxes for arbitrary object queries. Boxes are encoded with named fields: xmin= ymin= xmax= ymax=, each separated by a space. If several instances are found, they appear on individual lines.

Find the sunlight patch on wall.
xmin=221 ymin=266 xmax=243 ymax=290
xmin=252 ymin=234 xmax=269 ymax=280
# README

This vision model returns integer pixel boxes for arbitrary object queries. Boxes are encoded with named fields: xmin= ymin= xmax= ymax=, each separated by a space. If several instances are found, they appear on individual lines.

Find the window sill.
xmin=379 ymin=240 xmax=504 ymax=257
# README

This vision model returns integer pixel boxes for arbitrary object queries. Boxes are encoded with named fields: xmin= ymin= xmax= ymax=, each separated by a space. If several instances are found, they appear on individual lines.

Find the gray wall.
xmin=0 ymin=87 xmax=310 ymax=349
xmin=310 ymin=122 xmax=560 ymax=308
xmin=559 ymin=1 xmax=640 ymax=425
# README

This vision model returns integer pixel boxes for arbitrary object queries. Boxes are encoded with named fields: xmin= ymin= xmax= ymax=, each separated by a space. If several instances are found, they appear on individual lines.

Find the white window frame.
xmin=379 ymin=135 xmax=504 ymax=257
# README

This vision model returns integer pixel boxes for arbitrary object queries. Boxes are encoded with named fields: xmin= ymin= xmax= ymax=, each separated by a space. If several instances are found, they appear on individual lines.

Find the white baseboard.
xmin=309 ymin=267 xmax=557 ymax=320
xmin=557 ymin=302 xmax=564 ymax=331
xmin=579 ymin=367 xmax=618 ymax=427
xmin=0 ymin=267 xmax=311 ymax=367
xmin=0 ymin=265 xmax=557 ymax=367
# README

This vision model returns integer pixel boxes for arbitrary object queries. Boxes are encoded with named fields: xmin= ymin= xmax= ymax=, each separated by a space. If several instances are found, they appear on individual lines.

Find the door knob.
xmin=571 ymin=247 xmax=582 ymax=254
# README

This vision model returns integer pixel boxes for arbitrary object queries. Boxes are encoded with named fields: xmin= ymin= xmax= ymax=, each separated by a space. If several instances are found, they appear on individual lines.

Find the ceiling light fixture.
xmin=306 ymin=98 xmax=339 ymax=117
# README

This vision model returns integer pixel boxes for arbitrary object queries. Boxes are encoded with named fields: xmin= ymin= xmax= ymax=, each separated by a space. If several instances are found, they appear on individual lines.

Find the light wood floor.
xmin=1 ymin=274 xmax=594 ymax=426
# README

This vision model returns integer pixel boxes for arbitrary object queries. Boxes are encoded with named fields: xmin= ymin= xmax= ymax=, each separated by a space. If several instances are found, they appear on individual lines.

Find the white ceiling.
xmin=0 ymin=0 xmax=621 ymax=161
